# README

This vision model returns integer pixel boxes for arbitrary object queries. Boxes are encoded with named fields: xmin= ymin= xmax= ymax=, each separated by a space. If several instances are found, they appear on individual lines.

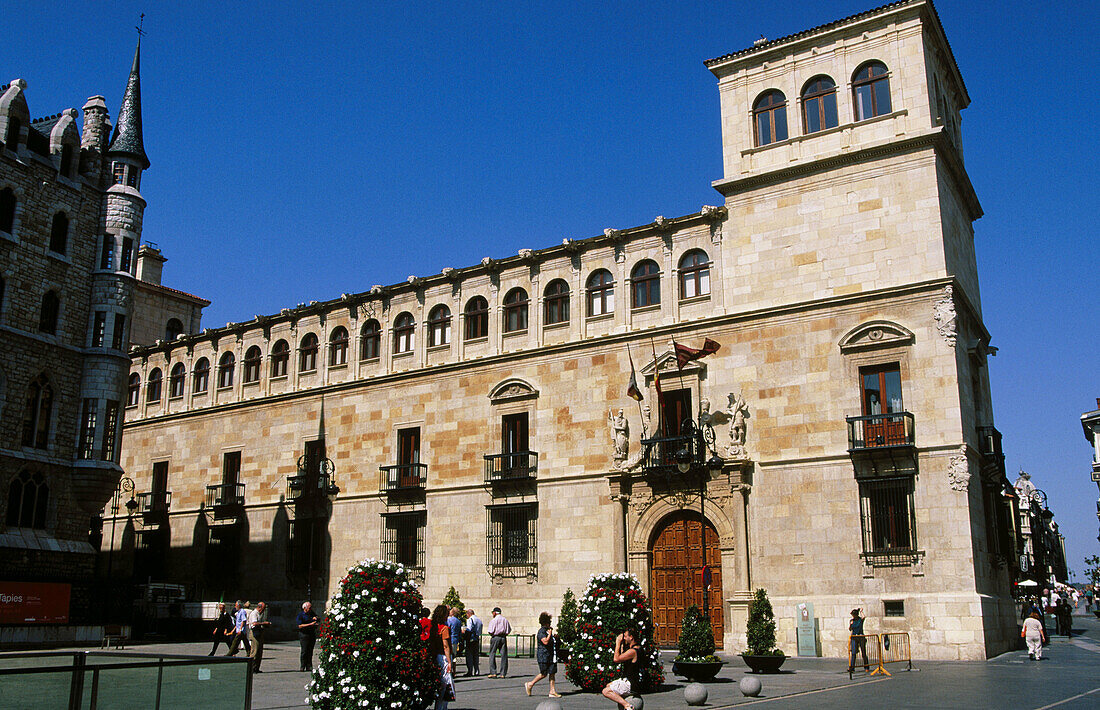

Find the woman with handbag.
xmin=428 ymin=604 xmax=456 ymax=709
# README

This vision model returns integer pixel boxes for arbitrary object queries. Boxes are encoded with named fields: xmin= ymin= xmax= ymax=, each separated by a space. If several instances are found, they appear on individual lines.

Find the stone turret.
xmin=107 ymin=41 xmax=149 ymax=169
xmin=81 ymin=95 xmax=110 ymax=150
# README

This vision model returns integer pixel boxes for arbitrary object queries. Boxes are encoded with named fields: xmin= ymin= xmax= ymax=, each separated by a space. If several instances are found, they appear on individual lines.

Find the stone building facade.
xmin=116 ymin=1 xmax=1018 ymax=659
xmin=1080 ymin=399 xmax=1100 ymax=543
xmin=0 ymin=44 xmax=150 ymax=627
xmin=130 ymin=244 xmax=209 ymax=348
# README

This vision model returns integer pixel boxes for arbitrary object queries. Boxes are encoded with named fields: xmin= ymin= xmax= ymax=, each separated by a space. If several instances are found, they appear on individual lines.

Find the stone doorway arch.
xmin=647 ymin=510 xmax=723 ymax=648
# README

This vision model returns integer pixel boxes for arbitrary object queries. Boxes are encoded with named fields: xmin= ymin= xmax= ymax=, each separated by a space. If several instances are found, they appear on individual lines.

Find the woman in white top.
xmin=1022 ymin=612 xmax=1046 ymax=660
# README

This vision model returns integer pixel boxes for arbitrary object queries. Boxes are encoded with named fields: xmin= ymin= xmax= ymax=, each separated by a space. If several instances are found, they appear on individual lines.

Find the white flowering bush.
xmin=564 ymin=572 xmax=664 ymax=692
xmin=307 ymin=559 xmax=437 ymax=709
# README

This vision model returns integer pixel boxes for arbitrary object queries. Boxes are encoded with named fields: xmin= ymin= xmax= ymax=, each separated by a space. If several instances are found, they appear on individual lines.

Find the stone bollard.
xmin=739 ymin=675 xmax=762 ymax=697
xmin=627 ymin=696 xmax=644 ymax=710
xmin=684 ymin=682 xmax=709 ymax=705
xmin=535 ymin=701 xmax=563 ymax=710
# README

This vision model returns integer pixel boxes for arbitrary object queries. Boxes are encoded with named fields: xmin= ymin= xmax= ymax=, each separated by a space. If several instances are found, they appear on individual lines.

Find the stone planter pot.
xmin=671 ymin=659 xmax=725 ymax=681
xmin=740 ymin=653 xmax=786 ymax=674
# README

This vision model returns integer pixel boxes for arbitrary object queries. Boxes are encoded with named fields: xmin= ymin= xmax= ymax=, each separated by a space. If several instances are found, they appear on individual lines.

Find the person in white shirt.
xmin=1022 ymin=612 xmax=1046 ymax=660
xmin=247 ymin=601 xmax=272 ymax=672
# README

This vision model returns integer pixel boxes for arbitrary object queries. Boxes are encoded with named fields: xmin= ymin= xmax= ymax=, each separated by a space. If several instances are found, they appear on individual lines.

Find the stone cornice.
xmin=124 ymin=275 xmax=960 ymax=431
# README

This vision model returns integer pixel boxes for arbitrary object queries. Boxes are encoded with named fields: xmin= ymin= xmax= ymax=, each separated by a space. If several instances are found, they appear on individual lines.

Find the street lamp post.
xmin=104 ymin=476 xmax=137 ymax=621
xmin=674 ymin=444 xmax=726 ymax=628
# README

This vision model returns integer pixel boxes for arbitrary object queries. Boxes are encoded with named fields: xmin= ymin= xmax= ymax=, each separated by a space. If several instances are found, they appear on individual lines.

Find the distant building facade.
xmin=129 ymin=244 xmax=209 ymax=348
xmin=0 ymin=44 xmax=149 ymax=630
xmin=116 ymin=1 xmax=1019 ymax=659
xmin=1082 ymin=399 xmax=1100 ymax=543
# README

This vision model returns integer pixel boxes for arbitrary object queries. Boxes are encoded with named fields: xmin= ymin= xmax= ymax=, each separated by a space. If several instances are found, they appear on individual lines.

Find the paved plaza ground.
xmin=6 ymin=608 xmax=1099 ymax=709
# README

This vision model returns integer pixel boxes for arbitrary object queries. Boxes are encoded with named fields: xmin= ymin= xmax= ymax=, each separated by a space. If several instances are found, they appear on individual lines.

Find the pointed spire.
xmin=107 ymin=39 xmax=150 ymax=169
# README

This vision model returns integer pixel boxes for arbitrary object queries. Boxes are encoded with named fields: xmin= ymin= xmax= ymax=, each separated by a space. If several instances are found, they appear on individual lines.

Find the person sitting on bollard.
xmin=601 ymin=625 xmax=641 ymax=710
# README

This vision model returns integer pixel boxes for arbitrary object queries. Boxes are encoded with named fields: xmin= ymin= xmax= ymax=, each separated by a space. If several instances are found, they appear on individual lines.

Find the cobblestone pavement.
xmin=20 ymin=608 xmax=1100 ymax=709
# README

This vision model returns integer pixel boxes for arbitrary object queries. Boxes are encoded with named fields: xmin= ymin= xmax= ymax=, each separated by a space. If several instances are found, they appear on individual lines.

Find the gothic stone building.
xmin=0 ymin=44 xmax=150 ymax=630
xmin=116 ymin=1 xmax=1018 ymax=659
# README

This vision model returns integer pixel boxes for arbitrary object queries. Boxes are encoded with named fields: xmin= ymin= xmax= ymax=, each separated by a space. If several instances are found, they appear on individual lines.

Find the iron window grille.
xmin=381 ymin=511 xmax=426 ymax=581
xmin=858 ymin=476 xmax=919 ymax=565
xmin=486 ymin=503 xmax=537 ymax=578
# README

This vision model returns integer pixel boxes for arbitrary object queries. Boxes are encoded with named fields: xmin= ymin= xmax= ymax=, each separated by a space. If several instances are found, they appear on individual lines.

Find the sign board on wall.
xmin=795 ymin=602 xmax=818 ymax=657
xmin=0 ymin=582 xmax=71 ymax=624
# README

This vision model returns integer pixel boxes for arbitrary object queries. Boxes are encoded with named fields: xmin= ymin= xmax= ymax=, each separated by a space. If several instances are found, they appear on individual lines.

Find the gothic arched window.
xmin=21 ymin=374 xmax=53 ymax=449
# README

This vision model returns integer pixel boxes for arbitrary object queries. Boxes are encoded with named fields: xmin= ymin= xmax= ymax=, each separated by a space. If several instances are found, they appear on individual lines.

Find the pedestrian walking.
xmin=485 ymin=606 xmax=512 ymax=678
xmin=1056 ymin=598 xmax=1072 ymax=637
xmin=1022 ymin=611 xmax=1046 ymax=660
xmin=601 ymin=626 xmax=641 ymax=710
xmin=447 ymin=607 xmax=464 ymax=668
xmin=247 ymin=601 xmax=271 ymax=672
xmin=1086 ymin=587 xmax=1095 ymax=612
xmin=297 ymin=601 xmax=320 ymax=672
xmin=226 ymin=600 xmax=251 ymax=656
xmin=208 ymin=603 xmax=235 ymax=656
xmin=464 ymin=609 xmax=483 ymax=676
xmin=525 ymin=612 xmax=562 ymax=698
xmin=427 ymin=604 xmax=455 ymax=710
xmin=419 ymin=606 xmax=433 ymax=642
xmin=847 ymin=608 xmax=869 ymax=673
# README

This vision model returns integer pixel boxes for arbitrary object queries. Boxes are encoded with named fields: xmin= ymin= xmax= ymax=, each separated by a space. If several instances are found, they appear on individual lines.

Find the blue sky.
xmin=5 ymin=1 xmax=1098 ymax=578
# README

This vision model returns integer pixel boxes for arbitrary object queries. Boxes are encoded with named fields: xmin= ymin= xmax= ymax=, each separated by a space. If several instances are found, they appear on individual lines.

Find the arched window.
xmin=753 ymin=90 xmax=788 ymax=146
xmin=802 ymin=76 xmax=838 ymax=133
xmin=169 ymin=363 xmax=186 ymax=398
xmin=6 ymin=470 xmax=48 ymax=529
xmin=0 ymin=188 xmax=14 ymax=233
xmin=270 ymin=340 xmax=289 ymax=377
xmin=299 ymin=333 xmax=319 ymax=372
xmin=146 ymin=368 xmax=162 ymax=403
xmin=39 ymin=291 xmax=60 ymax=334
xmin=853 ymin=61 xmax=892 ymax=121
xmin=427 ymin=305 xmax=452 ymax=347
xmin=464 ymin=296 xmax=489 ymax=341
xmin=678 ymin=250 xmax=711 ymax=300
xmin=502 ymin=288 xmax=529 ymax=333
xmin=393 ymin=312 xmax=415 ymax=354
xmin=329 ymin=327 xmax=349 ymax=366
xmin=544 ymin=279 xmax=570 ymax=325
xmin=243 ymin=346 xmax=262 ymax=383
xmin=586 ymin=269 xmax=615 ymax=317
xmin=359 ymin=321 xmax=380 ymax=361
xmin=48 ymin=212 xmax=68 ymax=255
xmin=165 ymin=318 xmax=184 ymax=341
xmin=630 ymin=260 xmax=661 ymax=309
xmin=21 ymin=374 xmax=53 ymax=449
xmin=127 ymin=373 xmax=141 ymax=406
xmin=192 ymin=358 xmax=210 ymax=393
xmin=217 ymin=352 xmax=235 ymax=389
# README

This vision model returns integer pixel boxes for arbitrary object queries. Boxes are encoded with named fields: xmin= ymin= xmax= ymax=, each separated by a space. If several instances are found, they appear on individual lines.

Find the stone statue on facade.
xmin=641 ymin=402 xmax=653 ymax=439
xmin=1014 ymin=470 xmax=1037 ymax=501
xmin=608 ymin=408 xmax=629 ymax=462
xmin=726 ymin=392 xmax=749 ymax=458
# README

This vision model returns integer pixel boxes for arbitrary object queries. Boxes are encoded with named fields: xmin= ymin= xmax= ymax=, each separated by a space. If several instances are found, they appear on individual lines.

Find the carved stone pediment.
xmin=838 ymin=320 xmax=915 ymax=354
xmin=488 ymin=378 xmax=539 ymax=403
xmin=639 ymin=350 xmax=706 ymax=378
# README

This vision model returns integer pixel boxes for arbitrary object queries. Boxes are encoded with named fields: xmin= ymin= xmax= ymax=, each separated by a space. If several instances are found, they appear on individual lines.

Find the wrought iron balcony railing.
xmin=379 ymin=463 xmax=428 ymax=492
xmin=136 ymin=490 xmax=172 ymax=514
xmin=287 ymin=471 xmax=338 ymax=499
xmin=846 ymin=412 xmax=915 ymax=451
xmin=638 ymin=430 xmax=703 ymax=473
xmin=204 ymin=482 xmax=245 ymax=511
xmin=484 ymin=452 xmax=538 ymax=483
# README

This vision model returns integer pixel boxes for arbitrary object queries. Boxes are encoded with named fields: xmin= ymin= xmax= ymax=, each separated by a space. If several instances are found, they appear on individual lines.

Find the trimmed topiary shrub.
xmin=675 ymin=605 xmax=718 ymax=662
xmin=307 ymin=559 xmax=437 ymax=709
xmin=558 ymin=588 xmax=579 ymax=646
xmin=745 ymin=587 xmax=783 ymax=656
xmin=441 ymin=585 xmax=465 ymax=618
xmin=565 ymin=572 xmax=664 ymax=693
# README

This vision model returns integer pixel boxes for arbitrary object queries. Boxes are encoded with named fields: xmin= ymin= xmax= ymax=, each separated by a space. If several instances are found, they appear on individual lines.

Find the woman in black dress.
xmin=525 ymin=611 xmax=562 ymax=698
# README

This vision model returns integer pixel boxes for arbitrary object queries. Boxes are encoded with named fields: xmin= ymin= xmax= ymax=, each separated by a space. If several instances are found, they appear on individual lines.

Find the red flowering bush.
xmin=307 ymin=559 xmax=437 ymax=709
xmin=565 ymin=572 xmax=664 ymax=692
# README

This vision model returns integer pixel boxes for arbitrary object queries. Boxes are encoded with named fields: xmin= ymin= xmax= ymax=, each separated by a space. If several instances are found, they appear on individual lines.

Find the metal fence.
xmin=847 ymin=632 xmax=913 ymax=678
xmin=0 ymin=650 xmax=251 ymax=710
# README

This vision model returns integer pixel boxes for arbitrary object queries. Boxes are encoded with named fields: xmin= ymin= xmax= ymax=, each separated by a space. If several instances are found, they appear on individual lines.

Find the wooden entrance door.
xmin=649 ymin=512 xmax=723 ymax=648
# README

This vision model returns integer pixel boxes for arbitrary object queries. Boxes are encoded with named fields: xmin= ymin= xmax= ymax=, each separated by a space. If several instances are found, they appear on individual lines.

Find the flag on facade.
xmin=627 ymin=351 xmax=643 ymax=401
xmin=673 ymin=338 xmax=721 ymax=369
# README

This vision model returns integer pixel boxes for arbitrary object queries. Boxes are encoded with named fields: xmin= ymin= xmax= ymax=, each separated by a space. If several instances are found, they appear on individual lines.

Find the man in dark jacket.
xmin=208 ymin=603 xmax=235 ymax=656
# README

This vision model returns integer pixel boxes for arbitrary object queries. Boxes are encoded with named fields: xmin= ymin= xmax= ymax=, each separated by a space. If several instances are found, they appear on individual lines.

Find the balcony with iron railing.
xmin=846 ymin=412 xmax=915 ymax=452
xmin=136 ymin=490 xmax=172 ymax=514
xmin=484 ymin=452 xmax=538 ymax=483
xmin=287 ymin=470 xmax=339 ymax=500
xmin=638 ymin=429 xmax=704 ymax=474
xmin=204 ymin=482 xmax=245 ymax=519
xmin=379 ymin=463 xmax=428 ymax=493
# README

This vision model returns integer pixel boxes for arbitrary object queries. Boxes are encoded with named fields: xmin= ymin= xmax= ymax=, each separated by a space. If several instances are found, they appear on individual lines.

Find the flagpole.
xmin=648 ymin=337 xmax=666 ymax=436
xmin=627 ymin=346 xmax=646 ymax=436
